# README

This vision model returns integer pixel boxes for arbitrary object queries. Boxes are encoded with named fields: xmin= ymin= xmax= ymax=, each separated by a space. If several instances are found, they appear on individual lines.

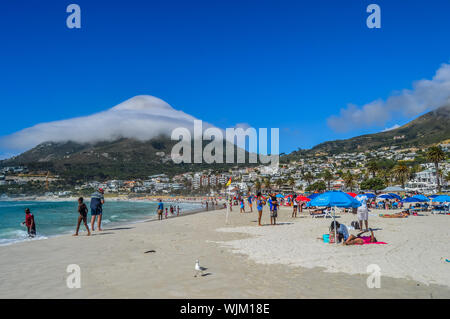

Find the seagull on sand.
xmin=194 ymin=259 xmax=207 ymax=277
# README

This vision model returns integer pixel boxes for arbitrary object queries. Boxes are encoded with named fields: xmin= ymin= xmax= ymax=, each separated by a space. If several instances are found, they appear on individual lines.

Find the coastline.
xmin=0 ymin=205 xmax=449 ymax=298
xmin=0 ymin=198 xmax=210 ymax=247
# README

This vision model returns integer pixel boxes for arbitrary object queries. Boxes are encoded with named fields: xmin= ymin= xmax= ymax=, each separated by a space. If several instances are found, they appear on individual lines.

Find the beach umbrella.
xmin=347 ymin=192 xmax=357 ymax=198
xmin=429 ymin=194 xmax=439 ymax=199
xmin=401 ymin=196 xmax=427 ymax=203
xmin=307 ymin=191 xmax=361 ymax=208
xmin=412 ymin=194 xmax=429 ymax=201
xmin=296 ymin=195 xmax=310 ymax=202
xmin=276 ymin=194 xmax=284 ymax=198
xmin=432 ymin=195 xmax=450 ymax=203
xmin=308 ymin=193 xmax=320 ymax=200
xmin=388 ymin=193 xmax=402 ymax=200
xmin=377 ymin=194 xmax=394 ymax=200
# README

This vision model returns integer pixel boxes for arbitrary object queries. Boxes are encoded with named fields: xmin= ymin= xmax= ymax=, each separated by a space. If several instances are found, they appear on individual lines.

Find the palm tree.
xmin=392 ymin=164 xmax=409 ymax=189
xmin=426 ymin=146 xmax=446 ymax=192
xmin=378 ymin=169 xmax=391 ymax=186
xmin=343 ymin=171 xmax=355 ymax=192
xmin=321 ymin=169 xmax=334 ymax=190
xmin=366 ymin=160 xmax=378 ymax=178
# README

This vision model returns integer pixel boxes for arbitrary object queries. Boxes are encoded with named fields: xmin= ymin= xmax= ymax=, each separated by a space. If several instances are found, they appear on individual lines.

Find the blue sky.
xmin=1 ymin=0 xmax=450 ymax=157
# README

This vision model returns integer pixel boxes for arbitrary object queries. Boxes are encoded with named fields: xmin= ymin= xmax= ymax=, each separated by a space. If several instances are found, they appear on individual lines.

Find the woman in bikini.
xmin=343 ymin=229 xmax=378 ymax=245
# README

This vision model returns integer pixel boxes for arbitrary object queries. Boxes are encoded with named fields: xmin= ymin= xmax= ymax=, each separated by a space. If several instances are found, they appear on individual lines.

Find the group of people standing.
xmin=231 ymin=193 xmax=280 ymax=226
xmin=21 ymin=188 xmax=106 ymax=238
xmin=156 ymin=200 xmax=181 ymax=220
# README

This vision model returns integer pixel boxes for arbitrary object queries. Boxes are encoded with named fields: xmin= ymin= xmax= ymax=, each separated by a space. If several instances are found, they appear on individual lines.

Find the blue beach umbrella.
xmin=276 ymin=194 xmax=284 ymax=198
xmin=377 ymin=194 xmax=394 ymax=199
xmin=401 ymin=196 xmax=427 ymax=203
xmin=307 ymin=191 xmax=361 ymax=208
xmin=308 ymin=193 xmax=320 ymax=200
xmin=432 ymin=195 xmax=450 ymax=203
xmin=412 ymin=194 xmax=429 ymax=201
xmin=429 ymin=194 xmax=439 ymax=199
xmin=388 ymin=193 xmax=402 ymax=200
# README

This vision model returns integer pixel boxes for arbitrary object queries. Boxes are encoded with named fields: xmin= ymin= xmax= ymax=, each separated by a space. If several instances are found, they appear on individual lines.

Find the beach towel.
xmin=356 ymin=236 xmax=387 ymax=245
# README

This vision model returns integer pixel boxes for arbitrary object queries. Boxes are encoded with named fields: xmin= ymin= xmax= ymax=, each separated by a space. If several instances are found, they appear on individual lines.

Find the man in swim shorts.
xmin=90 ymin=188 xmax=105 ymax=231
xmin=157 ymin=199 xmax=164 ymax=220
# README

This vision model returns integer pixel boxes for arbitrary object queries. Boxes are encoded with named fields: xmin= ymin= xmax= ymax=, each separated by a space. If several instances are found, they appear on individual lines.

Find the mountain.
xmin=1 ymin=136 xmax=255 ymax=181
xmin=284 ymin=104 xmax=450 ymax=159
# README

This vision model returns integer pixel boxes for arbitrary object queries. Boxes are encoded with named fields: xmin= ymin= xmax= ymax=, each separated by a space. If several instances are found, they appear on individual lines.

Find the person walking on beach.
xmin=248 ymin=195 xmax=253 ymax=212
xmin=292 ymin=196 xmax=298 ymax=218
xmin=270 ymin=194 xmax=278 ymax=225
xmin=157 ymin=199 xmax=164 ymax=220
xmin=177 ymin=205 xmax=180 ymax=216
xmin=256 ymin=193 xmax=264 ymax=226
xmin=90 ymin=188 xmax=105 ymax=231
xmin=74 ymin=197 xmax=91 ymax=236
xmin=22 ymin=208 xmax=36 ymax=238
xmin=240 ymin=199 xmax=245 ymax=213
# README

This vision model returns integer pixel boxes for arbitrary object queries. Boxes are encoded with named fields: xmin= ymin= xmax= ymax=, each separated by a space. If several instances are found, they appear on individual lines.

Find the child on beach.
xmin=270 ymin=195 xmax=278 ymax=225
xmin=165 ymin=208 xmax=168 ymax=219
xmin=292 ymin=196 xmax=298 ymax=218
xmin=22 ymin=208 xmax=36 ymax=238
xmin=240 ymin=200 xmax=245 ymax=213
xmin=74 ymin=197 xmax=91 ymax=236
xmin=256 ymin=193 xmax=264 ymax=226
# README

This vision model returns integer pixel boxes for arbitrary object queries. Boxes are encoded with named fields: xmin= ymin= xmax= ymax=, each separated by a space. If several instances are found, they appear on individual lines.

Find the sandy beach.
xmin=0 ymin=205 xmax=449 ymax=299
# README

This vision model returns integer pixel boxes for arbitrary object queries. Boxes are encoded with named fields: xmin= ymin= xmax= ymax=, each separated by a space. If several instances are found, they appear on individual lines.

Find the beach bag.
xmin=351 ymin=221 xmax=360 ymax=230
xmin=329 ymin=232 xmax=336 ymax=243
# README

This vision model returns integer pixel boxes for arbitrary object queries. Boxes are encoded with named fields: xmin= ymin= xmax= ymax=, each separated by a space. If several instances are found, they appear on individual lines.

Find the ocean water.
xmin=0 ymin=200 xmax=202 ymax=246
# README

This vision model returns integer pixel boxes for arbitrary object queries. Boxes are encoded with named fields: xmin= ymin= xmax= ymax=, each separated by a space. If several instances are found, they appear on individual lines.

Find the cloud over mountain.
xmin=327 ymin=63 xmax=450 ymax=132
xmin=0 ymin=95 xmax=210 ymax=153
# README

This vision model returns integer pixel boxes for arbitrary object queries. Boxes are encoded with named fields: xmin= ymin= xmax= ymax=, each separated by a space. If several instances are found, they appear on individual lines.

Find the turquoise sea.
xmin=0 ymin=200 xmax=202 ymax=246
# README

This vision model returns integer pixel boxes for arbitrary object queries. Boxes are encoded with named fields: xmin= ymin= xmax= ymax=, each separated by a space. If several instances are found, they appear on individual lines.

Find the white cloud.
xmin=327 ymin=63 xmax=450 ymax=132
xmin=382 ymin=124 xmax=400 ymax=132
xmin=0 ymin=95 xmax=214 ymax=153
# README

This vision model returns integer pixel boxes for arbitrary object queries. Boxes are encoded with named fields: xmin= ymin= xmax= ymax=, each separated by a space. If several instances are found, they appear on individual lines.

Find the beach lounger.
xmin=311 ymin=208 xmax=332 ymax=218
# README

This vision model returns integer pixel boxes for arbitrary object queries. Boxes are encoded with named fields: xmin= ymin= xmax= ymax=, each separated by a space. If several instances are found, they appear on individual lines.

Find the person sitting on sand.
xmin=22 ymin=208 xmax=36 ymax=238
xmin=74 ymin=197 xmax=91 ymax=236
xmin=329 ymin=221 xmax=348 ymax=243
